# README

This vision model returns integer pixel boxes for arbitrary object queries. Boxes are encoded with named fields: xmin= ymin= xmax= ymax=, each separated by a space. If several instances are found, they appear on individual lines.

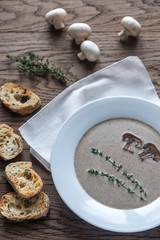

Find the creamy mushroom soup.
xmin=74 ymin=118 xmax=160 ymax=209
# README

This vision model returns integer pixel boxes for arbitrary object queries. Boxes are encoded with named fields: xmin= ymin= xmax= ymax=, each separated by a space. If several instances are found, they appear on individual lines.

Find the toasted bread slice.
xmin=0 ymin=83 xmax=41 ymax=115
xmin=0 ymin=192 xmax=50 ymax=221
xmin=0 ymin=124 xmax=23 ymax=160
xmin=5 ymin=162 xmax=43 ymax=198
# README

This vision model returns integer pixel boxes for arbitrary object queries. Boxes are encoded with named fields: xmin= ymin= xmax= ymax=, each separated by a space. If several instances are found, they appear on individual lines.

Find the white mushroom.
xmin=77 ymin=40 xmax=100 ymax=62
xmin=45 ymin=8 xmax=67 ymax=30
xmin=118 ymin=16 xmax=141 ymax=42
xmin=68 ymin=23 xmax=91 ymax=45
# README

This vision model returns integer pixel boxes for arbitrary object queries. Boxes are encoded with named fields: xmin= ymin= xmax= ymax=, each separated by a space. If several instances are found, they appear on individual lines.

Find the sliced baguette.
xmin=0 ymin=124 xmax=23 ymax=160
xmin=0 ymin=192 xmax=50 ymax=221
xmin=5 ymin=161 xmax=43 ymax=198
xmin=0 ymin=82 xmax=41 ymax=115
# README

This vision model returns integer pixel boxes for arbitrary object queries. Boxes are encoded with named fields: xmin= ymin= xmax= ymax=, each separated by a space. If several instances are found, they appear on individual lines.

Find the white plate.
xmin=50 ymin=96 xmax=160 ymax=233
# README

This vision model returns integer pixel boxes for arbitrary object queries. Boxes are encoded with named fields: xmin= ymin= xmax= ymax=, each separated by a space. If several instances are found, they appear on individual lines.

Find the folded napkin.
xmin=19 ymin=56 xmax=159 ymax=171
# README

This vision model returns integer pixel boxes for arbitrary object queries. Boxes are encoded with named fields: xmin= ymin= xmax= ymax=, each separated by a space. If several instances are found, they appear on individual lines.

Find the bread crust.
xmin=0 ymin=83 xmax=41 ymax=115
xmin=0 ymin=124 xmax=23 ymax=160
xmin=5 ymin=162 xmax=43 ymax=198
xmin=0 ymin=192 xmax=50 ymax=221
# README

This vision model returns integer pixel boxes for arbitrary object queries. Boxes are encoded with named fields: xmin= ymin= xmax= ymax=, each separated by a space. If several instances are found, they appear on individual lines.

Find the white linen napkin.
xmin=19 ymin=56 xmax=160 ymax=171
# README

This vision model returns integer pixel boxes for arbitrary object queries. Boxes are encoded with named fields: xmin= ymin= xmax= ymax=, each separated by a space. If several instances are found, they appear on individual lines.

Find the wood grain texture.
xmin=1 ymin=0 xmax=160 ymax=239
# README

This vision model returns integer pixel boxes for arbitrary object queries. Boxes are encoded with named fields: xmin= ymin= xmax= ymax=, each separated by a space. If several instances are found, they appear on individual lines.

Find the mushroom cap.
xmin=121 ymin=16 xmax=141 ymax=37
xmin=45 ymin=8 xmax=67 ymax=25
xmin=68 ymin=23 xmax=91 ymax=39
xmin=80 ymin=40 xmax=100 ymax=62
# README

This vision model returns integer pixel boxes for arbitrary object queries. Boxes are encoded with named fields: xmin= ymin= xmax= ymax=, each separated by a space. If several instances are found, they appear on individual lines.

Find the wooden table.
xmin=1 ymin=0 xmax=160 ymax=239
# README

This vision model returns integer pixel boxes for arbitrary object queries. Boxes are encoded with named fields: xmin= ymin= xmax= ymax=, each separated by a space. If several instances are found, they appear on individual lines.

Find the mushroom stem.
xmin=118 ymin=29 xmax=129 ymax=42
xmin=54 ymin=21 xmax=65 ymax=30
xmin=77 ymin=52 xmax=86 ymax=61
xmin=75 ymin=37 xmax=85 ymax=45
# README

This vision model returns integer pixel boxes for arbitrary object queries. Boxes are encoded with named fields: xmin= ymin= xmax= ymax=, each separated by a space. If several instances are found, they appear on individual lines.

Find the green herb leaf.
xmin=6 ymin=52 xmax=69 ymax=84
xmin=105 ymin=156 xmax=111 ymax=161
xmin=90 ymin=147 xmax=147 ymax=197
xmin=117 ymin=164 xmax=123 ymax=171
xmin=88 ymin=168 xmax=147 ymax=202
xmin=91 ymin=148 xmax=98 ymax=154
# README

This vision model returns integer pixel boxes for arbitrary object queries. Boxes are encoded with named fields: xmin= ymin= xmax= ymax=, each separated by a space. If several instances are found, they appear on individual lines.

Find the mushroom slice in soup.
xmin=139 ymin=143 xmax=160 ymax=162
xmin=122 ymin=133 xmax=143 ymax=153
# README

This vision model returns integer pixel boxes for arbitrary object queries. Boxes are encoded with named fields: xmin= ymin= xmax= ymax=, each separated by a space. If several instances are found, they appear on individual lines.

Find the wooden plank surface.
xmin=1 ymin=0 xmax=160 ymax=239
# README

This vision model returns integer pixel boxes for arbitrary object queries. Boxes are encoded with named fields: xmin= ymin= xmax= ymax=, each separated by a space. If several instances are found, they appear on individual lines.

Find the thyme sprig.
xmin=6 ymin=52 xmax=69 ymax=84
xmin=91 ymin=147 xmax=147 ymax=196
xmin=88 ymin=168 xmax=147 ymax=202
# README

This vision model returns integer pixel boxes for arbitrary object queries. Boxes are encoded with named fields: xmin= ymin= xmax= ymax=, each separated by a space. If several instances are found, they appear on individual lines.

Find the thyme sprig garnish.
xmin=6 ymin=52 xmax=69 ymax=84
xmin=88 ymin=168 xmax=147 ymax=202
xmin=91 ymin=147 xmax=147 ymax=196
